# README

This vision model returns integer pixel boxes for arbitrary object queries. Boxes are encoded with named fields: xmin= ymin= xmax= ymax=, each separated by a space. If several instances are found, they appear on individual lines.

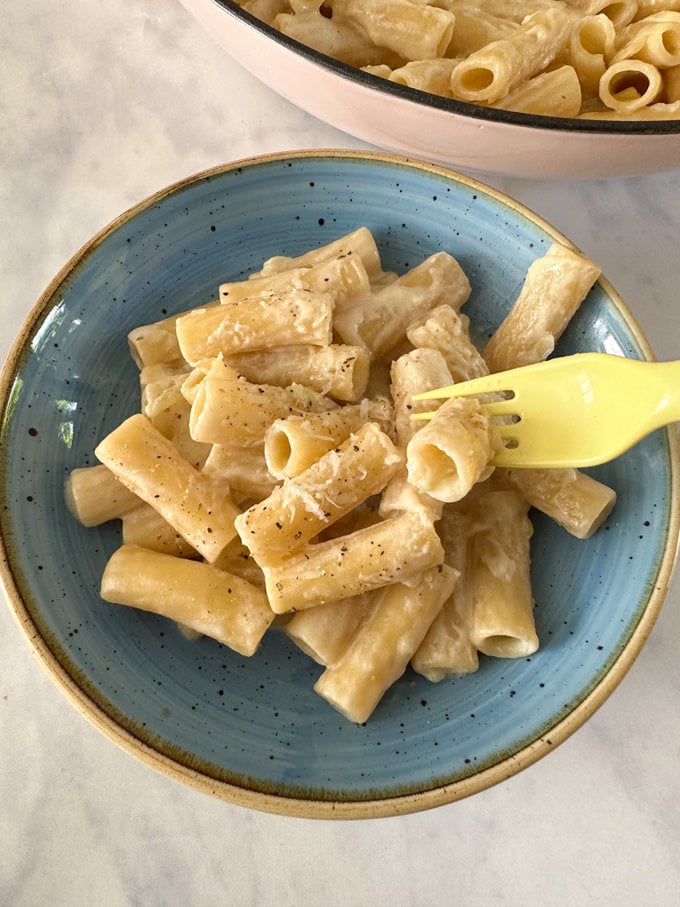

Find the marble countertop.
xmin=2 ymin=2 xmax=679 ymax=904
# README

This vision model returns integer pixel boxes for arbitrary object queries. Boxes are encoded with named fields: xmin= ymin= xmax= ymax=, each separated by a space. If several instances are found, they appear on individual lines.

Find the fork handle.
xmin=645 ymin=360 xmax=680 ymax=432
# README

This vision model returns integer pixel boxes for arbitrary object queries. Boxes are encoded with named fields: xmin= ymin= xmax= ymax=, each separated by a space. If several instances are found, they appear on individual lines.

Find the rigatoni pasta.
xmin=264 ymin=397 xmax=392 ymax=479
xmin=236 ymin=0 xmax=680 ymax=119
xmin=284 ymin=591 xmax=377 ymax=666
xmin=66 ymin=227 xmax=617 ymax=723
xmin=483 ymin=242 xmax=602 ymax=372
xmin=176 ymin=289 xmax=334 ymax=364
xmin=222 ymin=343 xmax=371 ymax=402
xmin=94 ymin=413 xmax=241 ymax=564
xmin=314 ymin=565 xmax=459 ymax=723
xmin=338 ymin=0 xmax=457 ymax=61
xmin=101 ymin=544 xmax=275 ymax=657
xmin=262 ymin=509 xmax=446 ymax=613
xmin=64 ymin=464 xmax=142 ymax=527
xmin=333 ymin=251 xmax=471 ymax=358
xmin=235 ymin=421 xmax=402 ymax=566
xmin=464 ymin=490 xmax=538 ymax=658
xmin=449 ymin=7 xmax=579 ymax=104
xmin=188 ymin=358 xmax=334 ymax=447
xmin=499 ymin=466 xmax=617 ymax=538
xmin=411 ymin=510 xmax=479 ymax=681
xmin=406 ymin=396 xmax=500 ymax=503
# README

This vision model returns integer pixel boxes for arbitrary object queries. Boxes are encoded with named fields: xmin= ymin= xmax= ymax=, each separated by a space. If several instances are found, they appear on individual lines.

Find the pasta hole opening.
xmin=661 ymin=30 xmax=680 ymax=59
xmin=609 ymin=71 xmax=652 ymax=101
xmin=458 ymin=68 xmax=495 ymax=94
xmin=419 ymin=444 xmax=459 ymax=492
xmin=266 ymin=429 xmax=293 ymax=477
xmin=599 ymin=2 xmax=634 ymax=30
xmin=579 ymin=21 xmax=608 ymax=55
xmin=350 ymin=355 xmax=370 ymax=398
xmin=478 ymin=635 xmax=535 ymax=659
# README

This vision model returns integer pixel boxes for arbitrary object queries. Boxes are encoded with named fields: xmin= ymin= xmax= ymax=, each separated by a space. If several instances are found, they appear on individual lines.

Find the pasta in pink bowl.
xmin=1 ymin=151 xmax=678 ymax=817
xmin=178 ymin=0 xmax=680 ymax=178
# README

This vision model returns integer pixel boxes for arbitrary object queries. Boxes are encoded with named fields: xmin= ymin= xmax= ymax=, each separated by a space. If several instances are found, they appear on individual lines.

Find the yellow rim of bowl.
xmin=1 ymin=149 xmax=679 ymax=819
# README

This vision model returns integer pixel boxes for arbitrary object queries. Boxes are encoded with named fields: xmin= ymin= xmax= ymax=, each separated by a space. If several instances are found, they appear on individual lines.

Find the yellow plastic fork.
xmin=412 ymin=352 xmax=680 ymax=468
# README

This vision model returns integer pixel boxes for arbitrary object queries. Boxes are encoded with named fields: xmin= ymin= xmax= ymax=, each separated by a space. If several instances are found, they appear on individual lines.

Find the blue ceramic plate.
xmin=1 ymin=151 xmax=678 ymax=818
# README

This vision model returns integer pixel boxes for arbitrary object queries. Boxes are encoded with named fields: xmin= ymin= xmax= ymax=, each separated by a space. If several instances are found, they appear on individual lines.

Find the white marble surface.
xmin=1 ymin=2 xmax=679 ymax=904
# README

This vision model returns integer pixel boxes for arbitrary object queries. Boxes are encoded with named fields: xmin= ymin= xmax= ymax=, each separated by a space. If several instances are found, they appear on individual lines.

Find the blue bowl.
xmin=2 ymin=151 xmax=678 ymax=818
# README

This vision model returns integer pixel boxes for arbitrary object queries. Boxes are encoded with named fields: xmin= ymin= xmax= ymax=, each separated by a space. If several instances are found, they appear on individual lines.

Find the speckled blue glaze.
xmin=1 ymin=152 xmax=677 ymax=814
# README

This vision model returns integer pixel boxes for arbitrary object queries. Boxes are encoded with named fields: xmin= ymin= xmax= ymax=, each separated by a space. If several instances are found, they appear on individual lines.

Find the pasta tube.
xmin=390 ymin=347 xmax=454 ymax=448
xmin=333 ymin=252 xmax=471 ymax=358
xmin=256 ymin=226 xmax=384 ymax=281
xmin=499 ymin=467 xmax=617 ymax=539
xmin=140 ymin=363 xmax=189 ymax=420
xmin=449 ymin=7 xmax=578 ymax=103
xmin=314 ymin=565 xmax=459 ymax=723
xmin=483 ymin=243 xmax=602 ymax=373
xmin=466 ymin=491 xmax=538 ymax=659
xmin=188 ymin=359 xmax=334 ymax=448
xmin=94 ymin=413 xmax=240 ymax=563
xmin=406 ymin=396 xmax=499 ymax=503
xmin=219 ymin=255 xmax=371 ymax=307
xmin=274 ymin=12 xmax=405 ymax=69
xmin=569 ymin=15 xmax=617 ymax=95
xmin=448 ymin=6 xmax=519 ymax=56
xmin=264 ymin=397 xmax=393 ymax=479
xmin=176 ymin=290 xmax=334 ymax=365
xmin=121 ymin=503 xmax=199 ymax=558
xmin=411 ymin=509 xmax=479 ymax=681
xmin=262 ymin=509 xmax=445 ymax=613
xmin=378 ymin=470 xmax=444 ymax=523
xmin=64 ymin=464 xmax=141 ymax=527
xmin=224 ymin=343 xmax=370 ymax=402
xmin=236 ymin=422 xmax=402 ymax=566
xmin=140 ymin=363 xmax=210 ymax=469
xmin=612 ymin=12 xmax=680 ymax=68
xmin=101 ymin=545 xmax=274 ymax=656
xmin=388 ymin=59 xmax=461 ymax=96
xmin=127 ymin=301 xmax=220 ymax=368
xmin=489 ymin=65 xmax=582 ymax=117
xmin=385 ymin=348 xmax=453 ymax=521
xmin=406 ymin=304 xmax=489 ymax=385
xmin=285 ymin=591 xmax=377 ymax=666
xmin=599 ymin=59 xmax=664 ymax=112
xmin=586 ymin=0 xmax=637 ymax=29
xmin=128 ymin=319 xmax=183 ymax=369
xmin=338 ymin=0 xmax=456 ymax=60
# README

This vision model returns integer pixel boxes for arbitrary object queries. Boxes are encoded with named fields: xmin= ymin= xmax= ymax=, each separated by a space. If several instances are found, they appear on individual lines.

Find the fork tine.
xmin=481 ymin=399 xmax=518 ymax=418
xmin=410 ymin=397 xmax=518 ymax=422
xmin=409 ymin=354 xmax=679 ymax=468
xmin=412 ymin=372 xmax=515 ymax=401
xmin=490 ymin=446 xmax=523 ymax=467
xmin=411 ymin=383 xmax=458 ymax=402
